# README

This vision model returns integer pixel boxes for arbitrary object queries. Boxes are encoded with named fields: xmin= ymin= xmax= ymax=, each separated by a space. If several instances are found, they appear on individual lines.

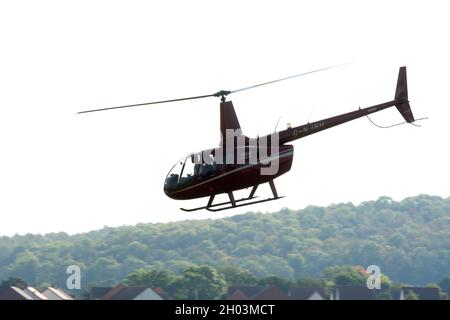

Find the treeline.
xmin=3 ymin=264 xmax=449 ymax=300
xmin=120 ymin=264 xmax=449 ymax=300
xmin=0 ymin=195 xmax=449 ymax=289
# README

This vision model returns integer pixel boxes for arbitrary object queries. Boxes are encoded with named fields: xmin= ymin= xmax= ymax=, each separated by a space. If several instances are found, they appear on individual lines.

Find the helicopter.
xmin=79 ymin=65 xmax=420 ymax=212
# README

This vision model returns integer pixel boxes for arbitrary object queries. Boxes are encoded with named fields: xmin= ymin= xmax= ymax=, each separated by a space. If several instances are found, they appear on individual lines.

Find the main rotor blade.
xmin=230 ymin=62 xmax=353 ymax=94
xmin=77 ymin=93 xmax=216 ymax=114
xmin=78 ymin=62 xmax=353 ymax=114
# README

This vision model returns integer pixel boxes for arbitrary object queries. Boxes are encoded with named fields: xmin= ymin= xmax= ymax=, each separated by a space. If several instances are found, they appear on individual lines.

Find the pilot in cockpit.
xmin=194 ymin=162 xmax=215 ymax=178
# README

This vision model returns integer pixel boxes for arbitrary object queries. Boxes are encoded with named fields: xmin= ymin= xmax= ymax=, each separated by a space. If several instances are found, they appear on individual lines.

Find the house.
xmin=228 ymin=286 xmax=327 ymax=300
xmin=0 ymin=286 xmax=34 ymax=300
xmin=287 ymin=287 xmax=325 ymax=300
xmin=100 ymin=284 xmax=126 ymax=300
xmin=254 ymin=286 xmax=288 ymax=300
xmin=153 ymin=287 xmax=172 ymax=300
xmin=399 ymin=287 xmax=441 ymax=300
xmin=41 ymin=287 xmax=74 ymax=300
xmin=330 ymin=286 xmax=376 ymax=300
xmin=100 ymin=284 xmax=164 ymax=300
xmin=89 ymin=287 xmax=112 ymax=300
xmin=0 ymin=286 xmax=61 ymax=300
xmin=228 ymin=286 xmax=265 ymax=300
xmin=227 ymin=286 xmax=288 ymax=300
xmin=23 ymin=287 xmax=48 ymax=300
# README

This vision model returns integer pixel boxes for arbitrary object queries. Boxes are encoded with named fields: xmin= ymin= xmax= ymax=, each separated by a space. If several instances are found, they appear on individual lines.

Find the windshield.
xmin=164 ymin=153 xmax=217 ymax=191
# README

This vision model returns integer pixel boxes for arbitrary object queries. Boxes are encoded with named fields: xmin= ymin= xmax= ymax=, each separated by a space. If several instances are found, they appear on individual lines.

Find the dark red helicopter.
xmin=79 ymin=65 xmax=419 ymax=212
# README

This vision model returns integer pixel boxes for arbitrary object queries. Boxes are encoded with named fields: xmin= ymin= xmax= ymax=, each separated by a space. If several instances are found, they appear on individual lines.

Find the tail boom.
xmin=276 ymin=66 xmax=415 ymax=144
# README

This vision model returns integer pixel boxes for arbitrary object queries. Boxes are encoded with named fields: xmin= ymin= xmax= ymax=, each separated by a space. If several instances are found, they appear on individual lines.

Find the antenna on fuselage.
xmin=274 ymin=116 xmax=281 ymax=132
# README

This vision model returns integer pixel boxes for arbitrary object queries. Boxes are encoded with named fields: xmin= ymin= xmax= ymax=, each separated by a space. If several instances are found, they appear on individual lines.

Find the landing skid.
xmin=180 ymin=196 xmax=259 ymax=212
xmin=180 ymin=180 xmax=283 ymax=212
xmin=206 ymin=195 xmax=284 ymax=212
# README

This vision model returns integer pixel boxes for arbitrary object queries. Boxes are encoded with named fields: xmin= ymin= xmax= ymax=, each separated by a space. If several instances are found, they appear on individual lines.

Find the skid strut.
xmin=180 ymin=180 xmax=283 ymax=212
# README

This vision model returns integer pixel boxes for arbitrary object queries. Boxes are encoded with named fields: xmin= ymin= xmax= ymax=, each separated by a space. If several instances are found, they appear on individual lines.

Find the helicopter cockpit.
xmin=164 ymin=152 xmax=216 ymax=192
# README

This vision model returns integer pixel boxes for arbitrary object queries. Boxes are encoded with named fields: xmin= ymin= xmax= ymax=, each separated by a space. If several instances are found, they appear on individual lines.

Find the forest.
xmin=1 ymin=194 xmax=449 ymax=297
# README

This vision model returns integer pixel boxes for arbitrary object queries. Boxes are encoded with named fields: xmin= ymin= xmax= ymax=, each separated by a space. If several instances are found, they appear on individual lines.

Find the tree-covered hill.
xmin=1 ymin=194 xmax=449 ymax=288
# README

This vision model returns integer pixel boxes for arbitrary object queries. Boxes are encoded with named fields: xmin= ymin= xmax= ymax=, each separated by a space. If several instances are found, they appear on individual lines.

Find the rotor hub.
xmin=213 ymin=90 xmax=231 ymax=102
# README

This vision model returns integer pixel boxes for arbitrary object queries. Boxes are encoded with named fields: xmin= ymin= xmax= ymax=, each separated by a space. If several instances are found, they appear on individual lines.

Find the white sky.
xmin=0 ymin=1 xmax=449 ymax=236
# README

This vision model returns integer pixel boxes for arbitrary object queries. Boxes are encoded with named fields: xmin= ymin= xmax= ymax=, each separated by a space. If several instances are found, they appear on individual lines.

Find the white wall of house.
xmin=10 ymin=287 xmax=34 ymax=300
xmin=42 ymin=288 xmax=73 ymax=300
xmin=24 ymin=287 xmax=48 ymax=300
xmin=133 ymin=288 xmax=163 ymax=300
xmin=42 ymin=288 xmax=61 ymax=300
xmin=308 ymin=292 xmax=324 ymax=300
